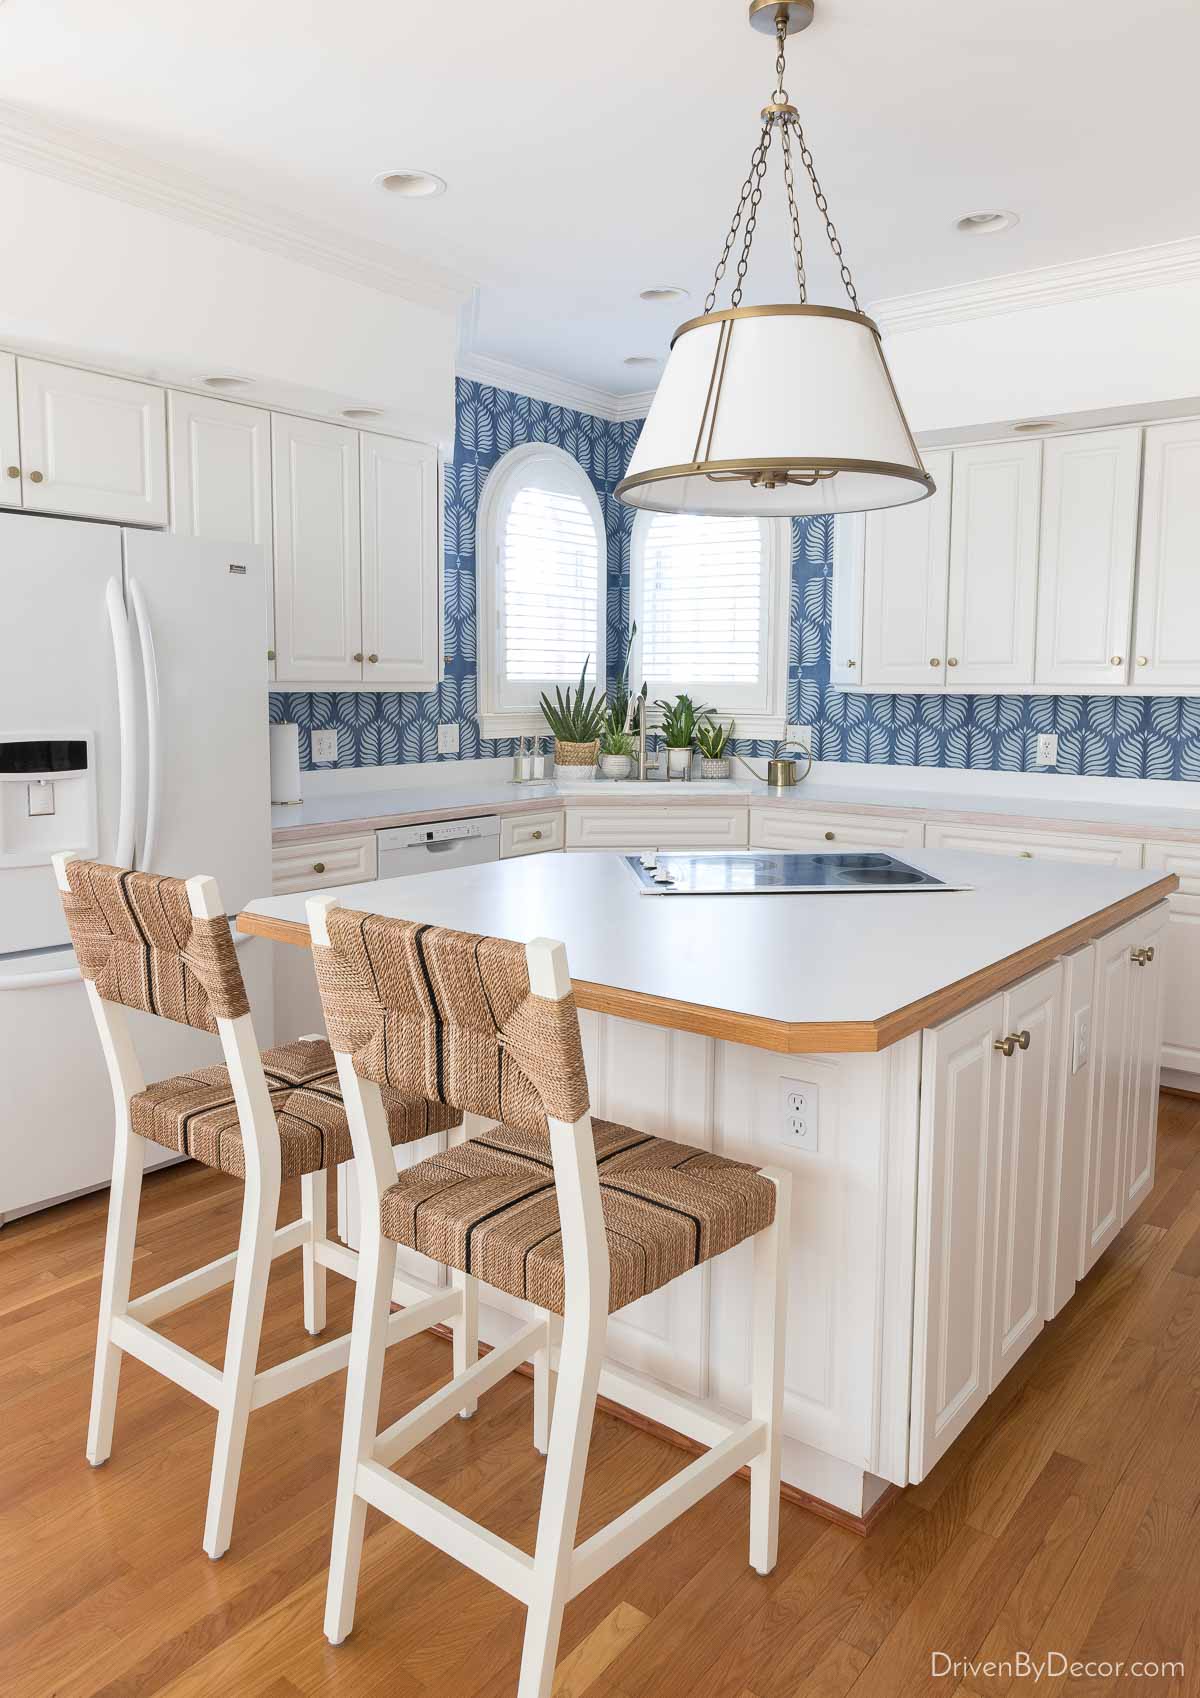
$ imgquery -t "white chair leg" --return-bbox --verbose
[451,1270,479,1419]
[300,1170,328,1336]
[517,1315,603,1698]
[202,1167,279,1560]
[532,1334,556,1456]
[325,1229,398,1645]
[749,1170,791,1576]
[86,1127,146,1466]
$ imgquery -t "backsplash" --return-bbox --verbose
[271,379,1199,782]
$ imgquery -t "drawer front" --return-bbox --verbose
[564,806,748,852]
[272,833,378,894]
[922,821,1141,868]
[750,808,924,852]
[500,809,564,858]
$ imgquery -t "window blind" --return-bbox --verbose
[501,484,602,684]
[638,513,766,686]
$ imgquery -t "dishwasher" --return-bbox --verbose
[376,815,501,877]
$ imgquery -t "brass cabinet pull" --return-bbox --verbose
[531,830,543,841]
[930,657,941,667]
[266,648,275,661]
[368,653,379,664]
[824,830,836,841]
[28,469,45,484]
[1146,944,1156,963]
[1019,850,1034,858]
[4,465,19,479]
[1015,1029,1031,1050]
[994,1035,1017,1057]
[353,651,364,662]
[1137,656,1149,667]
[1110,654,1123,666]
[313,861,326,874]
[846,659,856,668]
[947,657,959,667]
[1131,946,1149,965]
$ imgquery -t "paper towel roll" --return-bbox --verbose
[270,722,302,805]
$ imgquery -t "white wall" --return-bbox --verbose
[1,160,458,447]
[885,277,1200,438]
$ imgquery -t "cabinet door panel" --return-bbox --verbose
[272,415,361,683]
[1134,422,1200,688]
[360,433,440,689]
[17,357,167,525]
[564,807,748,851]
[1143,843,1200,1076]
[1081,924,1132,1274]
[0,353,19,509]
[910,996,1002,1480]
[861,450,952,688]
[1035,429,1140,688]
[828,513,865,686]
[946,441,1041,687]
[169,391,274,672]
[1124,904,1169,1219]
[992,963,1063,1385]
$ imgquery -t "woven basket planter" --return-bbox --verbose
[554,738,599,776]
[699,756,732,780]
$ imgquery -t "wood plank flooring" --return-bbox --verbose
[3,1091,1200,1698]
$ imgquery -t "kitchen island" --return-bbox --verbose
[240,848,1174,1524]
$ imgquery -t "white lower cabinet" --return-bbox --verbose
[922,819,1142,868]
[564,805,748,853]
[749,806,924,853]
[910,962,1062,1479]
[271,832,378,895]
[1122,905,1170,1221]
[1143,842,1200,1076]
[500,809,564,857]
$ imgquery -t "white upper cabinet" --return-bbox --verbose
[360,432,440,689]
[168,391,274,670]
[827,513,865,686]
[1133,421,1200,689]
[1035,429,1141,689]
[16,357,168,525]
[272,415,362,684]
[860,450,953,689]
[945,440,1041,688]
[1,353,19,510]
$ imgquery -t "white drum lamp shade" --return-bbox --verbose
[616,304,935,518]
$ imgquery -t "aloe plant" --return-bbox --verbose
[600,726,634,758]
[654,693,715,750]
[696,718,734,759]
[540,657,606,743]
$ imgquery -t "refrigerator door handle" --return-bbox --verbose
[128,576,163,872]
[0,964,82,990]
[106,576,137,869]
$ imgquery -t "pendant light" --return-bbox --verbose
[617,0,933,519]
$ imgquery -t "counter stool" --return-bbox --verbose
[308,897,790,1698]
[54,854,469,1560]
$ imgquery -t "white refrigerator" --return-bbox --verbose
[0,512,274,1220]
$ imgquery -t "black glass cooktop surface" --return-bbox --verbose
[624,851,969,895]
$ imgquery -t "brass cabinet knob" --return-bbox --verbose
[28,469,45,484]
[5,465,19,479]
[846,659,856,669]
[930,657,941,667]
[1110,655,1123,666]
[313,861,326,874]
[353,652,364,662]
[1137,656,1149,667]
[266,647,275,661]
[1019,850,1034,858]
[532,830,543,840]
[994,1035,1017,1057]
[824,830,836,841]
[1146,944,1156,963]
[947,657,958,667]
[368,653,379,664]
[1015,1029,1031,1050]
[1131,946,1148,965]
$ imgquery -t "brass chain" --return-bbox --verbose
[730,122,773,307]
[703,123,773,315]
[780,121,807,302]
[790,112,860,310]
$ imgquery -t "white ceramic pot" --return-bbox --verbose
[600,753,633,780]
[667,747,693,778]
[699,756,732,780]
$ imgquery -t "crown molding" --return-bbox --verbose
[0,101,474,313]
[871,235,1200,336]
[455,349,652,423]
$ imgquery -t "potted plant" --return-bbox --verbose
[696,717,735,780]
[540,657,605,779]
[599,726,635,780]
[654,693,714,779]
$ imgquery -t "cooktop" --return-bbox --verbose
[623,851,970,896]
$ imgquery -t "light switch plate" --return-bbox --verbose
[310,728,338,764]
[1035,733,1059,767]
[437,723,460,756]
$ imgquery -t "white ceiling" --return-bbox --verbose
[2,0,1198,396]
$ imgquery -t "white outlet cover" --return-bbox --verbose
[780,1078,820,1151]
[311,728,338,764]
[1035,732,1059,767]
[786,725,813,753]
[437,723,460,755]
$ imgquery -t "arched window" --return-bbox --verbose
[477,444,607,740]
[630,511,790,737]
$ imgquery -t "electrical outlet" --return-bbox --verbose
[437,723,460,756]
[310,728,338,764]
[1071,1006,1091,1074]
[1035,733,1059,767]
[787,725,813,754]
[780,1080,820,1151]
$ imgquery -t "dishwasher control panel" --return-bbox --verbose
[379,815,502,852]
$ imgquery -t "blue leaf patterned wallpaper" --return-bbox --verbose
[271,377,1200,782]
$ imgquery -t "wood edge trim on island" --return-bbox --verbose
[235,875,1176,1054]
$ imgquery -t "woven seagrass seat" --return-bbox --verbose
[379,1117,777,1316]
[132,1037,460,1180]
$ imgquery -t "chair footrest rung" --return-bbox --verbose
[110,1315,223,1407]
[126,1218,309,1324]
[355,1461,534,1602]
[250,1290,457,1410]
[373,1318,548,1467]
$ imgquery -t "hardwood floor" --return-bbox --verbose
[4,1092,1200,1698]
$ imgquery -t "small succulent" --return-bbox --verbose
[540,657,606,743]
[696,718,734,759]
[654,693,715,750]
[600,727,634,758]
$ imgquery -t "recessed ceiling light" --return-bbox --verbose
[374,170,446,199]
[638,286,690,304]
[201,375,251,390]
[341,407,384,420]
[623,355,661,368]
[955,209,1019,236]
[1013,419,1058,433]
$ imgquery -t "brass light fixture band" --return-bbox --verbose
[670,301,883,348]
[616,457,936,503]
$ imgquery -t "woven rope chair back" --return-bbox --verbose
[60,860,249,1034]
[312,909,591,1139]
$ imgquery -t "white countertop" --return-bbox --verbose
[243,848,1171,1037]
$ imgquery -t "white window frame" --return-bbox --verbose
[476,443,607,741]
[628,512,792,741]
